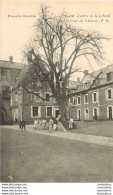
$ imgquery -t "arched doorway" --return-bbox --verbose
[108,106,112,119]
[0,111,5,125]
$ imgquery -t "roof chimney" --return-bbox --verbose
[27,51,32,63]
[84,70,88,76]
[9,56,13,64]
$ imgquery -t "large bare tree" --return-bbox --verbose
[19,6,108,120]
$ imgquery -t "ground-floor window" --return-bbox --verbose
[32,107,38,117]
[93,107,98,120]
[47,107,52,117]
[107,106,113,119]
[77,109,81,120]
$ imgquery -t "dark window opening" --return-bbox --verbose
[47,107,52,116]
[77,97,80,104]
[46,93,50,101]
[33,107,38,116]
[85,95,88,103]
[108,89,111,99]
[93,93,97,102]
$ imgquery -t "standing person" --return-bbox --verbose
[53,118,58,131]
[21,118,26,132]
[39,119,42,130]
[49,117,54,132]
[69,117,74,129]
[18,119,22,129]
[42,119,47,130]
[34,119,38,130]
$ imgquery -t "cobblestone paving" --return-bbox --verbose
[1,125,113,147]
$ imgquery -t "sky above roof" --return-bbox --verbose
[0,1,113,80]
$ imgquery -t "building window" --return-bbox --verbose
[77,96,81,105]
[77,109,81,120]
[84,94,88,104]
[85,109,89,118]
[108,89,111,99]
[47,107,52,116]
[107,106,113,119]
[32,107,38,117]
[94,93,96,102]
[17,92,21,102]
[45,93,50,101]
[73,96,76,105]
[34,93,41,101]
[2,86,9,91]
[106,88,112,100]
[92,92,98,103]
[15,93,18,102]
[107,72,111,82]
[1,69,6,76]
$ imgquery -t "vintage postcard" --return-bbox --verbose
[0,1,113,189]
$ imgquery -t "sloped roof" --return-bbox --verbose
[77,64,113,92]
[0,60,22,69]
[16,58,79,90]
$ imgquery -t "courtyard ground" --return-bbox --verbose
[72,120,113,138]
[1,126,113,182]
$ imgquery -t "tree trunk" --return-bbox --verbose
[57,99,67,121]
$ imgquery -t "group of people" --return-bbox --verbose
[18,116,74,133]
[18,118,26,131]
[34,117,59,132]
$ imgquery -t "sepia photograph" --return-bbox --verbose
[0,0,113,183]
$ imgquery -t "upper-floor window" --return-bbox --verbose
[106,88,113,100]
[84,94,88,104]
[45,93,50,101]
[2,86,9,92]
[77,96,81,105]
[2,86,10,99]
[107,72,111,82]
[92,92,98,103]
[73,96,76,105]
[1,69,6,76]
[108,89,111,99]
[18,92,21,102]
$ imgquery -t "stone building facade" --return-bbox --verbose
[0,57,22,124]
[11,77,77,123]
[11,56,113,123]
[73,64,113,121]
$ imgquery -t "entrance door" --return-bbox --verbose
[0,112,4,125]
[108,106,112,119]
[55,110,59,118]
